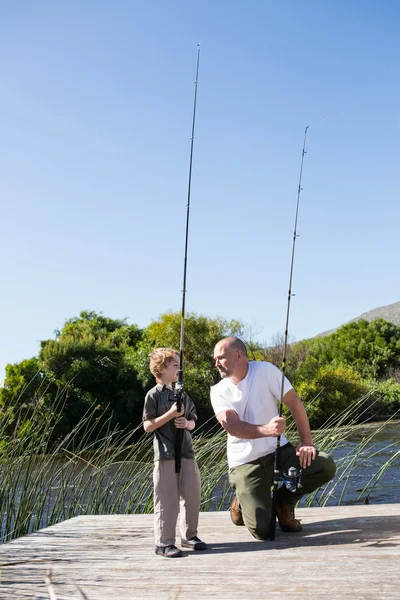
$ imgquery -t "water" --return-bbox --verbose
[319,420,400,506]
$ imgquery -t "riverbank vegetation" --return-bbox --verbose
[0,388,398,543]
[1,311,399,443]
[0,311,399,542]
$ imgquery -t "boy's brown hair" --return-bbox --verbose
[149,347,179,381]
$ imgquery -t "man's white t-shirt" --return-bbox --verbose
[210,361,292,469]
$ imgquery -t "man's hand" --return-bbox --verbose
[296,443,317,469]
[263,416,286,437]
[174,416,188,429]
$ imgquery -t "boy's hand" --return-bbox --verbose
[174,416,188,429]
[168,402,185,419]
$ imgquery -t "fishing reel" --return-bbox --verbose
[279,466,302,493]
[174,381,184,412]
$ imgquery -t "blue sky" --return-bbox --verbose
[1,1,399,383]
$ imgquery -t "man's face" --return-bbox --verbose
[163,355,180,382]
[213,342,239,379]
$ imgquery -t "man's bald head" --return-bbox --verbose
[216,337,248,357]
[214,337,249,384]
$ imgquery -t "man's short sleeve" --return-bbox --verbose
[265,362,293,399]
[210,385,236,417]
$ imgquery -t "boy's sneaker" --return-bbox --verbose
[181,536,207,551]
[155,544,183,558]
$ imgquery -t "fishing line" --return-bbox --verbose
[269,125,309,540]
[174,44,201,474]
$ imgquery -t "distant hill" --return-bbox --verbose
[316,300,400,338]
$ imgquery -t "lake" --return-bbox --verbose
[318,420,400,506]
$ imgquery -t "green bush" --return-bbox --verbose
[296,365,368,428]
[364,379,400,419]
[293,318,400,380]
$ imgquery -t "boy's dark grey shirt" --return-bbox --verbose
[143,384,197,461]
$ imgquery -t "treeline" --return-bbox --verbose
[251,318,400,426]
[1,311,399,444]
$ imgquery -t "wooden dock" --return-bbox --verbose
[0,504,399,599]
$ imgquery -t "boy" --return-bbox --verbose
[143,347,207,558]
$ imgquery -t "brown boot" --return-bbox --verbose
[230,496,244,526]
[276,504,302,532]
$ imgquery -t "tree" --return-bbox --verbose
[1,358,45,411]
[294,319,400,382]
[3,312,398,445]
[364,378,400,419]
[38,311,144,438]
[0,358,57,441]
[296,365,368,428]
[132,311,243,427]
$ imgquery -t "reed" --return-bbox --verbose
[0,387,398,543]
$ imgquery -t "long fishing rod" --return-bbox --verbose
[174,44,201,474]
[270,125,309,540]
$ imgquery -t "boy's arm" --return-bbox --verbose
[175,417,195,431]
[143,402,183,433]
[182,392,197,431]
[186,419,195,431]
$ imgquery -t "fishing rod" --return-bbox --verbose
[270,125,309,540]
[174,44,201,474]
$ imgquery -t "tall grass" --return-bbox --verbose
[297,394,399,507]
[0,386,398,544]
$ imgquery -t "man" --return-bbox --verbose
[210,337,336,540]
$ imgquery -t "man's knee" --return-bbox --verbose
[247,522,270,541]
[244,506,271,541]
[318,452,336,483]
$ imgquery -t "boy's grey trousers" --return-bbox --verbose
[153,458,201,546]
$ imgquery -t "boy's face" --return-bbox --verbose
[162,355,180,383]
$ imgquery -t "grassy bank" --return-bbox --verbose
[0,393,398,543]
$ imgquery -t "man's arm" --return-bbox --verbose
[216,410,286,439]
[283,388,316,468]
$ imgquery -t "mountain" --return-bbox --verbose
[316,300,400,338]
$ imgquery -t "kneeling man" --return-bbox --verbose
[211,337,336,540]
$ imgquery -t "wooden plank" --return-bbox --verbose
[0,505,399,599]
